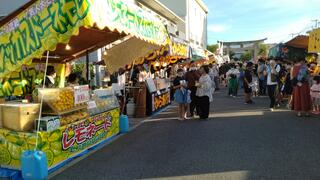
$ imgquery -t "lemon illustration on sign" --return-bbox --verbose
[40,142,50,151]
[54,151,70,163]
[48,129,61,142]
[7,143,23,160]
[0,133,5,145]
[44,149,54,167]
[5,131,24,146]
[50,141,62,156]
[0,145,11,165]
[26,134,42,149]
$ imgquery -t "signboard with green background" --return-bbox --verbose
[0,0,169,79]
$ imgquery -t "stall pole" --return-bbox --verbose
[20,51,50,180]
[86,50,90,87]
[35,51,50,150]
[119,59,135,133]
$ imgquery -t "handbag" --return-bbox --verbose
[271,73,277,82]
[291,77,298,86]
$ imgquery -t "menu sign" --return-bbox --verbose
[74,85,90,105]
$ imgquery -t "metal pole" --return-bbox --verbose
[35,51,50,150]
[86,50,90,86]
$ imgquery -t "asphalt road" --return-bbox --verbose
[52,89,320,180]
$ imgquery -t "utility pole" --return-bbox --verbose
[312,19,319,29]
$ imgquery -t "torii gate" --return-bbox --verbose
[218,38,267,62]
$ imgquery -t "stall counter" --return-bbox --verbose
[0,108,120,170]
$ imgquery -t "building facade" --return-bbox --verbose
[158,0,208,59]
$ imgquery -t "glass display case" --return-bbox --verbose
[36,88,87,114]
[88,88,119,116]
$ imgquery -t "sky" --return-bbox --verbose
[203,0,320,45]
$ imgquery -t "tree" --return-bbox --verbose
[229,51,235,59]
[241,50,253,61]
[258,44,268,57]
[207,44,219,53]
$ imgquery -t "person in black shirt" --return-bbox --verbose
[45,66,56,88]
[244,62,254,104]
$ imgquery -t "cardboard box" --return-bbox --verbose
[2,103,40,132]
[35,116,60,132]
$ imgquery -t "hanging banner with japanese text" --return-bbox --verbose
[0,0,169,78]
[0,108,120,170]
[308,28,320,53]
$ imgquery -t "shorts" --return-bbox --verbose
[174,89,188,104]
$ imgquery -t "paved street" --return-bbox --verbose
[52,88,320,180]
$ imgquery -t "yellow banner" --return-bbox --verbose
[0,108,119,169]
[0,0,168,78]
[308,28,320,53]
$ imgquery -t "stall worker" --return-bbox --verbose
[67,73,80,87]
[45,66,56,88]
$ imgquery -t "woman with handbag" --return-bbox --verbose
[196,65,213,120]
[291,59,312,117]
[266,60,279,111]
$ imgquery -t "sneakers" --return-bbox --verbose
[246,100,254,104]
[270,108,274,112]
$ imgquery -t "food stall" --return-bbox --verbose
[268,35,309,61]
[145,77,171,115]
[0,0,168,172]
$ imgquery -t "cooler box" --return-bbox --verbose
[1,103,40,131]
[35,116,60,132]
[21,150,48,180]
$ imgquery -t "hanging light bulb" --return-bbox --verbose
[102,47,107,56]
[155,61,160,67]
[65,44,71,50]
[162,62,167,67]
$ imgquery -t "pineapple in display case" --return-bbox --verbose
[60,110,89,126]
[37,88,78,113]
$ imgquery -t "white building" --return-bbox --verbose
[158,0,208,59]
[0,0,29,19]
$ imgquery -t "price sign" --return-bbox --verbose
[87,100,97,109]
[74,85,90,105]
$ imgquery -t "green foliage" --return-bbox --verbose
[207,44,219,53]
[72,63,95,85]
[241,50,253,61]
[229,51,236,59]
[258,44,268,57]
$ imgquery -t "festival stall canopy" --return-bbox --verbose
[285,35,309,49]
[268,43,307,60]
[0,0,169,78]
[308,28,320,53]
[103,36,161,73]
[105,35,189,72]
[190,46,208,61]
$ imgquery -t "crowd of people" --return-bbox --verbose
[219,58,320,116]
[172,62,218,121]
[172,58,320,120]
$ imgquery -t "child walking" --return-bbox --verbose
[311,76,320,114]
[173,69,189,121]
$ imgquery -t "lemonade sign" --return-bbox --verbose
[0,108,120,169]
